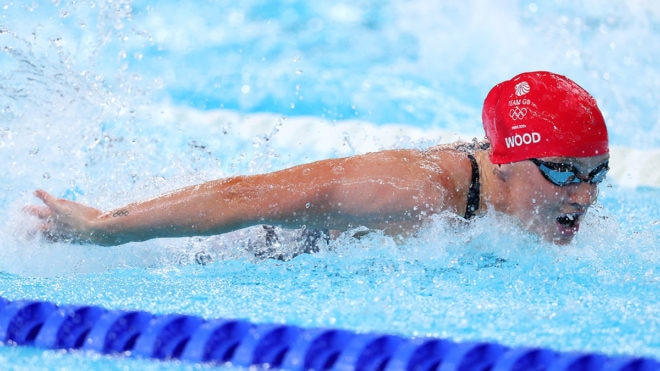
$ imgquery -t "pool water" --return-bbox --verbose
[0,0,659,369]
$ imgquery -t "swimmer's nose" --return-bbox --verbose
[568,181,598,206]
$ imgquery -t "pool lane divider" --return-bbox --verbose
[0,297,657,370]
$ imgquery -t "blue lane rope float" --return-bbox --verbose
[0,297,658,370]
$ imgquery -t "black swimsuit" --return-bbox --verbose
[464,154,481,219]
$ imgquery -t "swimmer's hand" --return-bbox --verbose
[24,189,104,244]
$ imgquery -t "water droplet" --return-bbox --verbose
[332,166,344,174]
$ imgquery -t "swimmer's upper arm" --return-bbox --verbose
[256,149,452,230]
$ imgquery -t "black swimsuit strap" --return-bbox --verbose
[464,154,480,219]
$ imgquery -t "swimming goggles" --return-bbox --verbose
[529,158,609,187]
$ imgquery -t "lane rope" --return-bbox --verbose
[0,297,657,370]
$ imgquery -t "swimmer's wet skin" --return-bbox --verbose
[526,157,610,239]
[26,71,609,248]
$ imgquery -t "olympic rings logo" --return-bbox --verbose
[509,106,528,120]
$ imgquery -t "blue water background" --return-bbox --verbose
[0,0,659,369]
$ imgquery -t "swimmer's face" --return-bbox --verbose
[503,154,609,244]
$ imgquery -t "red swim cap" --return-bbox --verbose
[482,71,609,164]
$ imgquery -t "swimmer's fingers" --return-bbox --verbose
[22,204,53,220]
[32,189,103,220]
[22,200,65,241]
[26,189,103,244]
[28,207,85,244]
[21,205,59,241]
[33,189,61,212]
[23,190,60,220]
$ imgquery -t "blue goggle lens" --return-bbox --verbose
[530,159,609,187]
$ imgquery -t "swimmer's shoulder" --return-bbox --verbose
[419,140,489,211]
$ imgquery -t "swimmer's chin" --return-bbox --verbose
[537,228,577,246]
[549,229,579,245]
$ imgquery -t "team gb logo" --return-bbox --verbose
[515,81,530,96]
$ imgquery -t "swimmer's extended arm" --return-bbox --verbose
[27,149,453,246]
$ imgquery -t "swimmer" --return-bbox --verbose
[25,71,609,247]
